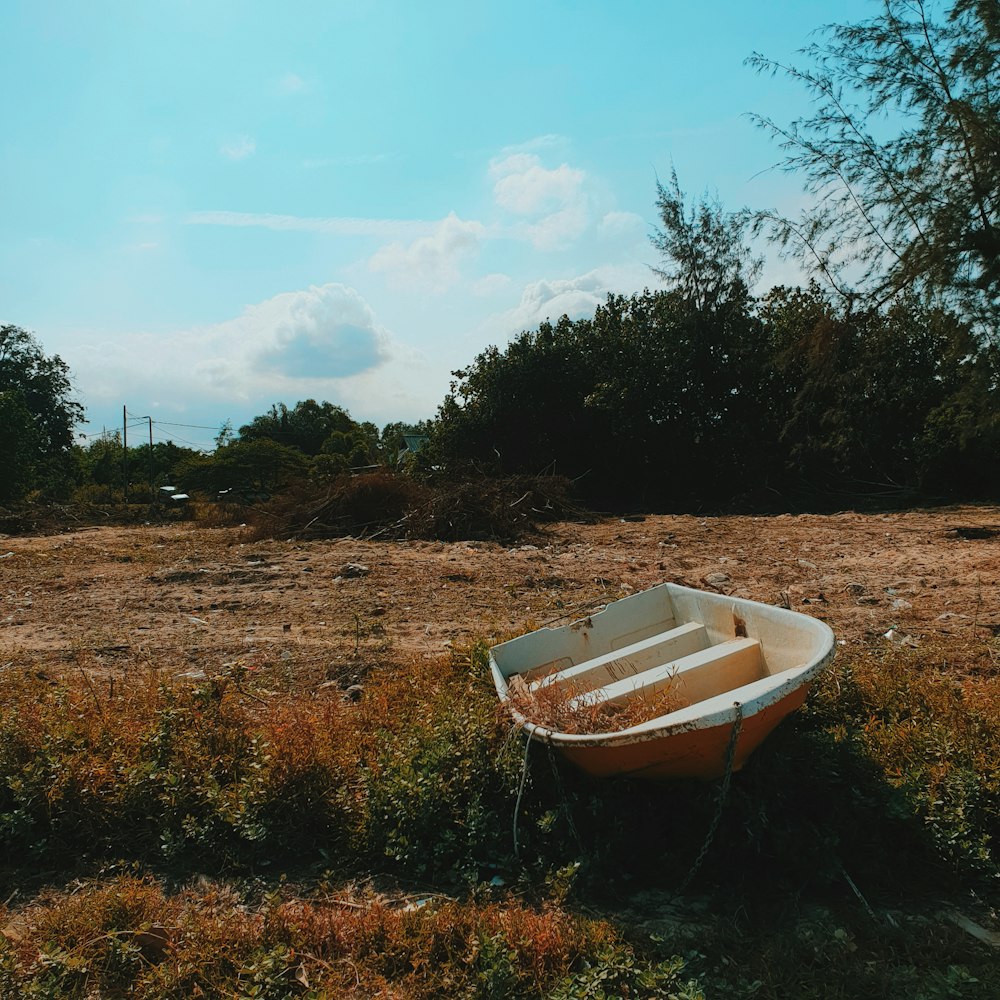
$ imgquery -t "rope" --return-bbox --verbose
[547,742,586,854]
[512,728,534,859]
[676,701,743,894]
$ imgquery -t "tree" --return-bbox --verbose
[238,400,355,455]
[749,1,1000,334]
[176,439,308,499]
[425,287,772,508]
[0,325,83,503]
[759,284,979,490]
[651,170,762,311]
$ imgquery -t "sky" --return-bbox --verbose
[1,0,875,451]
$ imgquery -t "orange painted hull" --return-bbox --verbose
[556,685,809,781]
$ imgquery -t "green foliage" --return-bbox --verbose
[759,284,987,491]
[239,399,359,457]
[749,0,1000,334]
[4,629,1000,997]
[651,168,761,311]
[0,325,83,503]
[361,645,522,877]
[428,266,997,506]
[0,875,688,999]
[71,435,201,502]
[176,438,310,499]
[806,647,1000,874]
[550,948,703,1000]
[379,419,434,467]
[426,288,775,508]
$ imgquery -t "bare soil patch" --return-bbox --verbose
[3,505,999,676]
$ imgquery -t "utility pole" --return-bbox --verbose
[147,417,155,504]
[122,405,128,503]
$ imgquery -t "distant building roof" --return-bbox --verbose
[401,434,428,453]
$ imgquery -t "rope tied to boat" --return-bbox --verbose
[676,700,743,894]
[512,727,585,861]
[512,728,534,860]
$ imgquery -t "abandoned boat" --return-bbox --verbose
[490,582,835,780]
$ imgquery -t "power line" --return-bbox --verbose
[154,420,225,431]
[151,430,213,450]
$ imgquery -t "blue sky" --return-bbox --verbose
[1,0,874,449]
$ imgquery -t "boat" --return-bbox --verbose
[489,582,835,781]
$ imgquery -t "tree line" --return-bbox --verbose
[1,0,997,512]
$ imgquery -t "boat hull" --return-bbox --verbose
[490,582,835,781]
[556,684,809,780]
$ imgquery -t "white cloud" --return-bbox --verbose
[482,264,663,340]
[472,273,512,296]
[368,212,484,292]
[219,135,256,160]
[185,210,435,239]
[489,153,589,249]
[598,210,647,240]
[246,284,389,379]
[277,72,307,95]
[515,204,590,252]
[71,284,392,414]
[490,154,584,216]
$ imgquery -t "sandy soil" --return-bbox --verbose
[2,506,999,681]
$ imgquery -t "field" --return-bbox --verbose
[2,506,1000,997]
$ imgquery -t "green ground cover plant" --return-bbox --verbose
[2,636,1000,996]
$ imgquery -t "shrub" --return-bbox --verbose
[246,471,586,543]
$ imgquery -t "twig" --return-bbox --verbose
[300,952,361,986]
[841,865,878,922]
[513,729,534,860]
[316,897,366,910]
[76,665,106,724]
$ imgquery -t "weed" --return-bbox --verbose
[505,669,683,735]
[0,876,681,999]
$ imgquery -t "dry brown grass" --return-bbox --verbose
[505,671,684,735]
[244,471,588,542]
[0,874,632,999]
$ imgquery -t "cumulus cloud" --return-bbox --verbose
[245,284,388,378]
[71,283,391,417]
[368,212,484,292]
[489,153,589,249]
[491,154,584,216]
[219,135,256,160]
[510,272,612,326]
[481,264,664,341]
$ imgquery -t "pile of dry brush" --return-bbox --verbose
[246,471,592,543]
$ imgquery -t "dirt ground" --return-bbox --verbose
[2,505,999,680]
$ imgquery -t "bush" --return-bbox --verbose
[246,471,587,543]
[0,875,683,999]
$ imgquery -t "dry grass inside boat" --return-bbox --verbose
[506,671,684,735]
